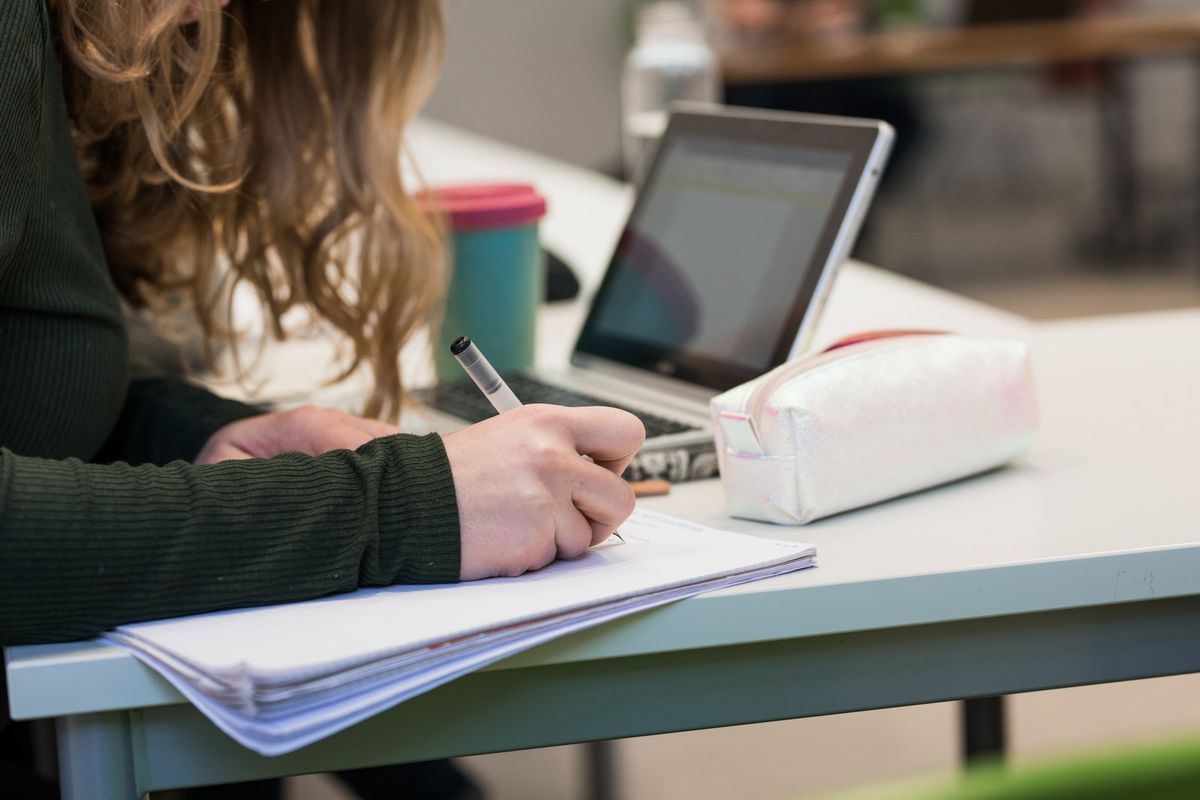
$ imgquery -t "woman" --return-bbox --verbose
[1,0,642,638]
[1,0,641,791]
[3,0,643,796]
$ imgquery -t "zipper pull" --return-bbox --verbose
[717,411,763,456]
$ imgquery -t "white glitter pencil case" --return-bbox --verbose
[711,331,1038,525]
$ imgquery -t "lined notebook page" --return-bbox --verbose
[112,509,813,682]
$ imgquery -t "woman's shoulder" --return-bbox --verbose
[0,2,49,276]
[0,2,49,90]
[0,2,49,47]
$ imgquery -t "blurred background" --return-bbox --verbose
[298,0,1200,797]
[423,0,1200,319]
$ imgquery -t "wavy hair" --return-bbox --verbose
[51,0,447,420]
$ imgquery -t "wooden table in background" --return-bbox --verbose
[721,13,1200,84]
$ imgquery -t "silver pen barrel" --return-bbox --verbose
[450,337,523,414]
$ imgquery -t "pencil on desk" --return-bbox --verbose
[630,479,671,497]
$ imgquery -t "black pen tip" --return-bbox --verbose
[449,336,471,356]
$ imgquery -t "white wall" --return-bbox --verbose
[423,0,630,173]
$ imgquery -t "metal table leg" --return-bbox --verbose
[56,712,139,800]
[586,739,618,800]
[962,695,1007,764]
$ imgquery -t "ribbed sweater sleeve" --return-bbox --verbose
[95,376,266,466]
[0,3,40,273]
[0,433,462,646]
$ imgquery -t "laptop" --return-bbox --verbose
[421,105,893,456]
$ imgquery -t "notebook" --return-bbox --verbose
[105,508,816,755]
[420,105,893,480]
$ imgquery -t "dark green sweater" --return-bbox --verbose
[0,2,461,647]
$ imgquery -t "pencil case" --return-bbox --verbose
[710,331,1038,525]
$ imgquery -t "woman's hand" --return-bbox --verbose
[442,404,645,581]
[195,406,400,464]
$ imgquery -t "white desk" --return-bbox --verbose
[7,121,1200,798]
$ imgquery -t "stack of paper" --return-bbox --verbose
[106,509,815,755]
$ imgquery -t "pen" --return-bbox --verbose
[450,336,625,542]
[450,336,522,414]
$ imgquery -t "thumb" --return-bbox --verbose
[288,420,374,455]
[195,441,254,465]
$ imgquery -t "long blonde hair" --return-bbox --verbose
[52,0,446,421]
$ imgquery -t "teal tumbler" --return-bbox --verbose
[428,184,548,381]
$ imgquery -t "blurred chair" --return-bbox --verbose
[965,0,1153,262]
[814,731,1200,800]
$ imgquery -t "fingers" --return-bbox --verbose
[448,404,646,580]
[547,454,635,558]
[342,415,402,440]
[196,406,397,465]
[288,418,374,455]
[524,405,643,557]
[195,441,253,465]
[552,499,597,561]
[530,405,646,475]
[278,407,398,456]
[569,459,638,547]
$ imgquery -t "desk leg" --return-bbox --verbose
[585,740,618,800]
[1094,59,1139,262]
[56,712,139,800]
[962,696,1006,765]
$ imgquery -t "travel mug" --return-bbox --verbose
[427,184,548,381]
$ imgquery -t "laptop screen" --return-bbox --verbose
[575,109,888,391]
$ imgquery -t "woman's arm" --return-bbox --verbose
[0,433,460,645]
[0,5,642,647]
[95,374,266,466]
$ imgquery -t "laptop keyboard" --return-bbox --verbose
[419,373,701,439]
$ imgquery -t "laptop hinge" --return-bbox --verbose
[567,354,718,409]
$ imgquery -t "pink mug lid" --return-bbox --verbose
[423,183,547,232]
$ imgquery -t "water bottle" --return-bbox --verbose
[621,1,720,182]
